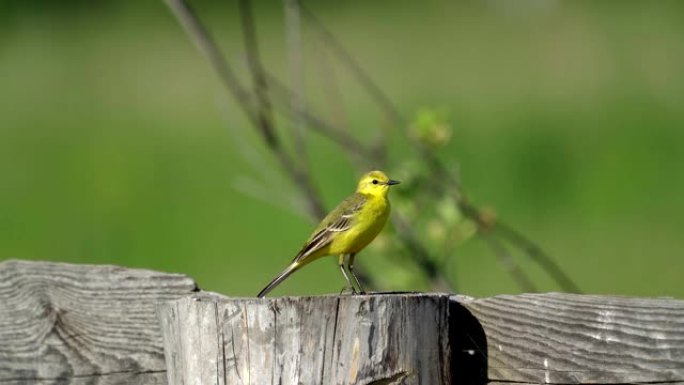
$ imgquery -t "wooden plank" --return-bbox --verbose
[487,383,684,385]
[158,292,453,385]
[0,259,197,384]
[456,293,684,384]
[3,259,682,385]
[0,373,167,385]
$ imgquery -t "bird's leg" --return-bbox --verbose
[338,254,357,294]
[348,253,366,294]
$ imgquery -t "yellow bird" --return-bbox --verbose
[257,170,400,297]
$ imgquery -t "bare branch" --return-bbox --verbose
[283,0,308,163]
[300,3,397,162]
[493,222,583,293]
[266,73,373,162]
[412,141,582,293]
[300,4,403,126]
[215,93,307,217]
[165,0,255,119]
[312,38,350,143]
[481,234,538,293]
[392,213,453,292]
[237,0,279,147]
[166,0,326,220]
[238,0,325,219]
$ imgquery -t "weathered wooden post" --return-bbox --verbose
[2,260,683,385]
[158,292,684,385]
[157,292,454,385]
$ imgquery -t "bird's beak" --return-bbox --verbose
[386,179,400,186]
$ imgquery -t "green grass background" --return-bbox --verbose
[1,0,683,297]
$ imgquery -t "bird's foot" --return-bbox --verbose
[339,286,356,295]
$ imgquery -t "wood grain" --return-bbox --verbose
[0,259,197,385]
[3,260,682,385]
[489,383,684,385]
[457,293,684,384]
[158,292,453,385]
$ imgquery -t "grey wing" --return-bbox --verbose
[293,194,366,263]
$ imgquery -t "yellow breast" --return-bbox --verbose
[328,194,390,255]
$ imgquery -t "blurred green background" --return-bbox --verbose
[1,0,682,298]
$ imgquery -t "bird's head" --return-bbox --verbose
[356,170,400,197]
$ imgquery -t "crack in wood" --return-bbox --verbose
[0,369,167,382]
[230,324,242,382]
[272,303,278,385]
[244,303,252,385]
[329,296,342,376]
[221,328,227,385]
[214,302,221,385]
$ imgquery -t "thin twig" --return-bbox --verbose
[312,37,350,143]
[283,0,308,166]
[168,0,326,220]
[392,214,453,292]
[493,222,583,293]
[300,4,403,126]
[167,0,369,168]
[215,93,308,217]
[300,3,395,164]
[266,73,372,162]
[455,198,582,293]
[165,0,255,120]
[481,234,538,293]
[233,175,309,218]
[243,1,325,219]
[309,34,370,171]
[238,0,279,147]
[415,142,582,293]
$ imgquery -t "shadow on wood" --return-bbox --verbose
[449,299,488,385]
[458,293,684,384]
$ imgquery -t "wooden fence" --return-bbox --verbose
[0,260,682,384]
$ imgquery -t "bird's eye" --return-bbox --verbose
[372,179,378,185]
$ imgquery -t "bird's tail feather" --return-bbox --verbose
[257,262,300,298]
